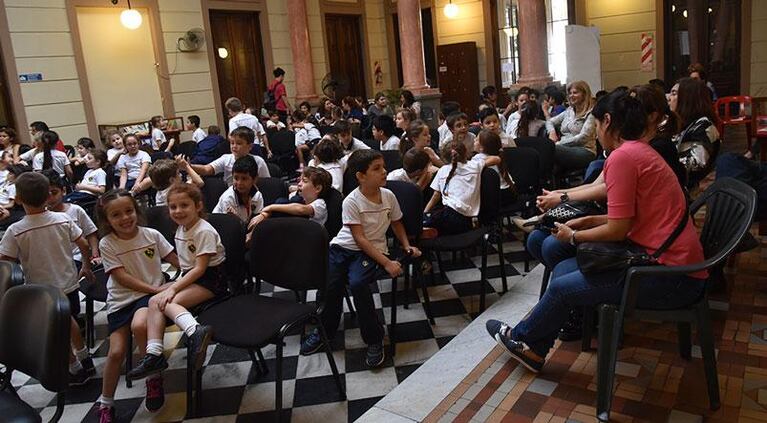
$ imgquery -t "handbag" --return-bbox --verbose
[576,209,689,275]
[537,201,605,230]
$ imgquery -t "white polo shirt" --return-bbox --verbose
[330,187,402,254]
[209,153,271,186]
[174,218,226,272]
[212,186,264,223]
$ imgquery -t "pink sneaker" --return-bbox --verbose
[145,376,165,412]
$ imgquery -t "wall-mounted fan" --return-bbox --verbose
[177,28,205,52]
[321,73,350,101]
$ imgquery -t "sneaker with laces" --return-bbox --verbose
[485,319,543,373]
[97,406,115,423]
[69,368,92,386]
[300,330,325,356]
[187,325,213,370]
[365,343,385,368]
[127,353,167,380]
[81,356,96,376]
[145,376,165,412]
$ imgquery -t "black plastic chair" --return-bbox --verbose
[381,150,403,172]
[514,137,555,188]
[0,261,22,301]
[79,264,107,349]
[324,188,343,238]
[0,285,70,423]
[595,177,756,422]
[362,138,380,150]
[500,147,542,272]
[257,177,288,207]
[174,141,197,159]
[200,176,228,213]
[198,218,345,420]
[144,206,177,247]
[342,167,359,196]
[267,130,298,176]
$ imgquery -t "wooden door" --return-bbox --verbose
[0,42,14,128]
[437,42,479,115]
[324,14,366,100]
[209,10,267,128]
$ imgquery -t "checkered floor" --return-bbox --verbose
[14,232,534,422]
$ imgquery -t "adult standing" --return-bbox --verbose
[268,67,291,124]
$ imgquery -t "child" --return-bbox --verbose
[399,120,442,166]
[34,130,73,180]
[265,110,286,131]
[117,133,152,192]
[0,164,30,229]
[127,184,226,396]
[333,120,369,155]
[373,114,399,151]
[506,100,545,140]
[0,172,94,385]
[248,166,331,233]
[300,149,421,367]
[191,127,270,186]
[0,151,11,186]
[440,113,476,152]
[307,136,346,192]
[190,125,226,165]
[65,149,108,203]
[149,115,175,152]
[188,115,207,143]
[424,140,501,236]
[0,127,22,163]
[94,190,176,420]
[43,170,101,269]
[438,102,461,146]
[473,130,517,206]
[291,110,321,169]
[387,147,434,191]
[105,130,125,163]
[394,107,417,134]
[135,158,204,206]
[212,155,264,224]
[70,137,95,167]
[479,108,516,148]
[225,97,270,158]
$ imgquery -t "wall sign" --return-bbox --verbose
[19,73,43,82]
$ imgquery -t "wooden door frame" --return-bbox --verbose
[320,1,371,98]
[384,0,439,89]
[203,0,272,128]
[0,0,26,140]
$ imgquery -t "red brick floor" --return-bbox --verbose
[422,229,767,423]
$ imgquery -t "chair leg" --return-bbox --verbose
[195,367,203,414]
[417,264,436,325]
[344,289,356,317]
[480,236,488,313]
[86,298,94,349]
[390,276,398,357]
[315,318,346,399]
[697,303,721,410]
[403,267,411,310]
[436,252,447,283]
[596,304,621,422]
[539,267,551,299]
[581,306,594,351]
[495,233,508,294]
[248,350,262,377]
[51,392,65,423]
[677,322,692,360]
[126,336,133,388]
[256,349,268,374]
[275,340,284,421]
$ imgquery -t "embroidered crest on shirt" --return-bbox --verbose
[188,244,197,253]
[144,248,155,259]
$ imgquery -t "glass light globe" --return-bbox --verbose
[444,3,459,19]
[217,48,229,59]
[121,9,142,30]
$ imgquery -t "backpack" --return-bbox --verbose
[263,83,278,112]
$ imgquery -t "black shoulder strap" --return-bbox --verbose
[651,206,690,259]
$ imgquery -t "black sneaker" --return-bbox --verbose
[81,356,96,376]
[69,368,92,386]
[365,343,385,368]
[735,232,760,253]
[300,330,325,356]
[144,376,165,412]
[558,310,583,342]
[187,325,213,370]
[126,353,167,380]
[485,319,543,373]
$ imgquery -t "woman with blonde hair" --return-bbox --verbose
[545,80,597,170]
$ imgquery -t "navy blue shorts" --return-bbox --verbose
[189,265,228,298]
[66,290,81,318]
[107,295,151,334]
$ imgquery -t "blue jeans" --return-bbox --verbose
[512,257,705,357]
[716,152,767,220]
[320,245,386,345]
[526,229,576,268]
[584,159,605,184]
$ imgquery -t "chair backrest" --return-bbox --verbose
[174,141,197,159]
[514,137,555,183]
[206,213,247,293]
[381,150,403,172]
[266,162,282,178]
[0,261,22,302]
[478,167,501,226]
[715,96,752,126]
[503,146,541,197]
[144,206,177,246]
[387,180,423,238]
[0,285,70,393]
[201,176,228,212]
[250,218,328,291]
[324,188,343,238]
[257,177,288,206]
[268,130,296,155]
[362,138,380,150]
[343,167,359,196]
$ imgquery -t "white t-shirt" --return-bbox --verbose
[308,157,347,193]
[155,187,170,206]
[381,135,400,151]
[505,112,545,139]
[430,159,484,217]
[229,113,266,145]
[33,150,69,177]
[294,123,321,147]
[101,227,174,314]
[209,153,270,186]
[107,148,123,162]
[0,182,15,205]
[192,128,207,143]
[472,153,512,190]
[266,120,286,130]
[78,168,106,193]
[19,147,36,163]
[174,218,226,272]
[116,150,151,180]
[440,132,476,152]
[343,137,370,155]
[330,187,403,254]
[151,128,166,150]
[64,204,97,262]
[437,122,451,145]
[387,168,417,185]
[0,211,83,293]
[212,186,264,223]
[0,169,7,187]
[308,198,328,226]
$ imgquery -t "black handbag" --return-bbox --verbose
[537,201,605,230]
[576,209,689,275]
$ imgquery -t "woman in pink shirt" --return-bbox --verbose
[486,90,707,373]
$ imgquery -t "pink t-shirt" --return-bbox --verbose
[604,141,707,279]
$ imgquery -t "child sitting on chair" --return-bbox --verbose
[212,155,264,224]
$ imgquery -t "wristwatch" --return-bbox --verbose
[560,192,569,203]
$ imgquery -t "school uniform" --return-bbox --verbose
[66,168,106,203]
[307,198,328,226]
[308,157,347,193]
[212,186,264,224]
[208,153,270,186]
[0,169,7,187]
[437,122,451,145]
[294,123,321,148]
[192,128,207,143]
[63,204,97,263]
[266,120,286,131]
[151,128,166,151]
[101,227,174,332]
[116,151,151,189]
[155,187,170,207]
[0,182,15,206]
[426,160,484,235]
[107,148,123,162]
[229,113,266,142]
[439,132,476,152]
[174,218,227,297]
[386,168,416,184]
[472,153,517,206]
[343,137,370,155]
[380,135,400,151]
[32,150,69,177]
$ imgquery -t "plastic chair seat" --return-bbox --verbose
[0,391,40,423]
[419,227,487,251]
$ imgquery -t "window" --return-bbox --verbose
[546,0,569,83]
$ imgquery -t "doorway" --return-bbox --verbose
[0,40,15,128]
[392,8,438,88]
[209,10,267,129]
[324,14,367,100]
[437,42,480,115]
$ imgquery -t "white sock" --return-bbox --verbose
[98,395,114,408]
[146,340,164,357]
[173,312,198,337]
[69,360,83,374]
[75,346,89,362]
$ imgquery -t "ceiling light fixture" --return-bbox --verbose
[444,0,459,19]
[119,0,142,30]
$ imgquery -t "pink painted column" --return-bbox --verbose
[396,0,431,93]
[287,0,318,103]
[515,0,553,88]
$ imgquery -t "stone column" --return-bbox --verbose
[515,0,554,88]
[287,0,318,104]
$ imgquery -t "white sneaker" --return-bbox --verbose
[511,216,540,233]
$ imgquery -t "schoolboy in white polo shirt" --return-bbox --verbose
[191,127,270,186]
[213,155,264,224]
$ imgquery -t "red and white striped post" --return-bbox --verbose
[641,32,654,72]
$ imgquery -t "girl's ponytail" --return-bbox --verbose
[41,130,57,170]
